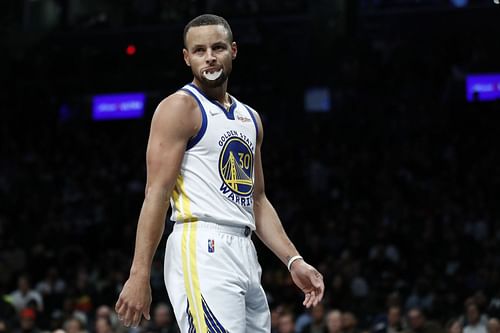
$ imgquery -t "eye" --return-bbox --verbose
[193,47,204,54]
[213,45,225,51]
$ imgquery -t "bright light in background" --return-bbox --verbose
[494,0,499,5]
[92,93,145,121]
[450,0,468,7]
[304,87,331,113]
[466,73,500,102]
[125,44,137,56]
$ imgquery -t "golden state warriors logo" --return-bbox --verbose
[219,137,254,197]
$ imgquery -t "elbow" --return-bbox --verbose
[253,189,266,206]
[145,182,171,200]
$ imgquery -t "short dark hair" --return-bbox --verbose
[183,14,233,47]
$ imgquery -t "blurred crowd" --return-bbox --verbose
[2,3,500,333]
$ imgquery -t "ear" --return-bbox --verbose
[183,48,191,66]
[231,42,238,60]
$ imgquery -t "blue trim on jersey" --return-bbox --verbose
[225,103,236,120]
[188,83,236,120]
[180,88,208,151]
[243,104,259,139]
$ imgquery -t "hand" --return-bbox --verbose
[290,260,324,308]
[115,276,152,327]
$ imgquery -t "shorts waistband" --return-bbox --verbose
[173,221,253,237]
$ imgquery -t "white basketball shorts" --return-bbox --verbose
[164,221,271,333]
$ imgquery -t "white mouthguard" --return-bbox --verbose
[203,69,223,81]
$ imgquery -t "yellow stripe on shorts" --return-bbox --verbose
[178,175,207,332]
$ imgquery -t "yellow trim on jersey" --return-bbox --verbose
[172,186,181,222]
[180,177,193,222]
[178,175,207,332]
[175,175,199,223]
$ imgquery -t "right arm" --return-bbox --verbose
[115,92,200,327]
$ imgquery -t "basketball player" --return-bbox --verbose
[115,14,324,332]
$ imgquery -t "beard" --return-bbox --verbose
[194,69,230,88]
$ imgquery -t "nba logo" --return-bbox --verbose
[208,239,215,253]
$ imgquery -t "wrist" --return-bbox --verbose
[287,255,304,271]
[129,267,151,281]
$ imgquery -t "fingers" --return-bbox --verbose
[131,307,142,327]
[312,289,321,307]
[115,299,128,322]
[124,306,135,327]
[302,269,325,308]
[312,272,324,306]
[293,263,325,309]
[143,304,151,321]
[304,291,317,308]
[115,279,152,327]
[115,297,123,313]
[116,298,139,327]
[316,278,325,304]
[303,292,312,307]
[304,288,323,308]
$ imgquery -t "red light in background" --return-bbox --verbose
[125,44,136,56]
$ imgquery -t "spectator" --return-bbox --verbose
[95,317,114,333]
[487,293,500,319]
[48,311,66,333]
[145,303,179,333]
[464,304,487,333]
[95,305,119,331]
[0,291,17,326]
[405,280,434,313]
[389,306,404,333]
[63,317,87,333]
[301,303,327,333]
[326,310,343,333]
[488,319,500,333]
[405,308,443,333]
[329,275,350,310]
[279,312,296,333]
[271,305,285,333]
[373,305,404,333]
[295,308,313,333]
[35,267,66,296]
[445,318,462,333]
[60,297,88,326]
[14,308,41,333]
[73,269,95,317]
[9,276,44,313]
[343,312,359,333]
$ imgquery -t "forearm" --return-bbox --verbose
[129,185,170,279]
[254,194,300,266]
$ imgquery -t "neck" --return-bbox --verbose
[192,79,230,105]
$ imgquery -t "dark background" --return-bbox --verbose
[1,1,500,332]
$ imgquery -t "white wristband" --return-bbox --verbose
[287,255,303,271]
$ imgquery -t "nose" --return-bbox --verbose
[205,48,216,64]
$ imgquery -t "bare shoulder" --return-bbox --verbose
[151,90,201,138]
[154,91,198,120]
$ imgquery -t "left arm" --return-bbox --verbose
[251,111,324,308]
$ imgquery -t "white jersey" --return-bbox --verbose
[169,83,258,229]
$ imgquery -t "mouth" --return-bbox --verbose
[202,68,223,81]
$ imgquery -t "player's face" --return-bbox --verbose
[183,25,237,88]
